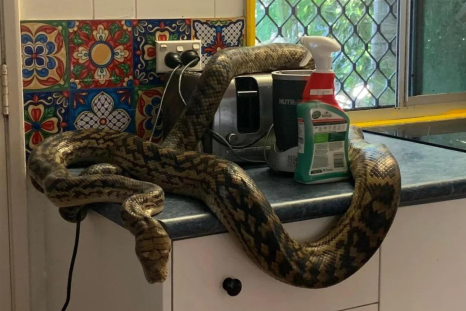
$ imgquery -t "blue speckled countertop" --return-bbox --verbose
[90,132,466,240]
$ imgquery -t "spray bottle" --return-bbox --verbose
[294,36,351,184]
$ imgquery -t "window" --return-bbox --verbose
[254,0,466,110]
[407,0,466,105]
[255,0,398,110]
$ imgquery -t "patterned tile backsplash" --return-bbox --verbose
[21,17,245,157]
[193,18,245,67]
[68,20,134,89]
[21,21,70,91]
[23,91,70,154]
[133,19,192,86]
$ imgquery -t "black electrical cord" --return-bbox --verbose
[223,131,269,149]
[61,209,82,311]
[206,129,266,164]
[206,128,267,150]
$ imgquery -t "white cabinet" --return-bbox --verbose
[380,199,466,311]
[32,204,380,311]
[35,191,466,311]
[349,304,378,311]
[172,217,380,311]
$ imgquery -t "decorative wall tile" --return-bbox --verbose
[132,19,192,86]
[23,91,70,155]
[70,88,135,132]
[21,21,69,91]
[69,20,133,89]
[20,16,246,156]
[134,86,164,142]
[192,18,245,67]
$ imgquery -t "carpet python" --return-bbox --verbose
[28,44,401,288]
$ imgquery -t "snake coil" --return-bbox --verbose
[28,44,401,288]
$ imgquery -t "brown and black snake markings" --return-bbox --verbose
[28,44,401,288]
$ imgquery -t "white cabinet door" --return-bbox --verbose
[348,304,378,311]
[0,105,12,310]
[380,199,466,311]
[173,217,380,311]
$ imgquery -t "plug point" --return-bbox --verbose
[155,40,202,73]
[181,50,200,67]
[165,52,183,69]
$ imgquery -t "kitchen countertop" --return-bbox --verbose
[366,118,466,152]
[90,132,466,240]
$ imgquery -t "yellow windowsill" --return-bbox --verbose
[353,110,466,128]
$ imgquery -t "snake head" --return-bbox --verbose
[133,219,172,284]
[139,251,170,284]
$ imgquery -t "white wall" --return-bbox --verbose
[20,0,244,20]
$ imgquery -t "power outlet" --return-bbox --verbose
[155,40,203,73]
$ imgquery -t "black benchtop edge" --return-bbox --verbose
[135,179,466,241]
[91,177,466,241]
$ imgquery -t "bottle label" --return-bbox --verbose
[298,118,305,154]
[310,89,334,95]
[309,108,348,176]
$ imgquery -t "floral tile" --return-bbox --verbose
[133,86,164,142]
[132,19,192,86]
[23,91,70,156]
[69,20,133,89]
[192,18,245,67]
[70,87,135,133]
[21,21,69,91]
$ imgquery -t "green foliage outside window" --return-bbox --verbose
[256,0,398,109]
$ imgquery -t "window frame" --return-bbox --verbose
[1,0,32,308]
[398,0,466,107]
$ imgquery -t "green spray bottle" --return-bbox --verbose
[294,36,351,184]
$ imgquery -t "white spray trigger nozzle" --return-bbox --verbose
[299,36,341,72]
[299,50,313,67]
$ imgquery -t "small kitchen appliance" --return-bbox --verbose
[163,71,276,162]
[267,70,312,172]
[202,73,275,162]
[163,70,311,166]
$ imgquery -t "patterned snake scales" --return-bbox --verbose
[28,44,401,288]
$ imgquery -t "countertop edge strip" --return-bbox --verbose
[91,178,466,240]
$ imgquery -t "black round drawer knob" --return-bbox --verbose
[223,278,242,296]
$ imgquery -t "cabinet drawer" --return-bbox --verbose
[172,217,379,311]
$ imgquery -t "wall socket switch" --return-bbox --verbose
[155,40,203,73]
